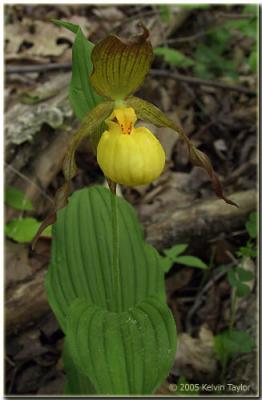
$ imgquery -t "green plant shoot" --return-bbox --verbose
[36,20,238,395]
[214,212,257,380]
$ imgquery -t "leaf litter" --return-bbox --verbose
[5,3,257,395]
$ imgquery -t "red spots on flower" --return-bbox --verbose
[120,122,133,134]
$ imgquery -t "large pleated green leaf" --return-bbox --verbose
[67,297,176,395]
[45,186,176,394]
[46,186,165,331]
[62,339,96,395]
[53,20,102,120]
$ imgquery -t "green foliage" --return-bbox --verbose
[236,212,257,258]
[227,268,250,297]
[245,212,257,239]
[46,186,176,394]
[237,241,256,258]
[214,329,255,369]
[174,255,208,269]
[67,297,176,394]
[52,19,102,120]
[226,212,257,297]
[5,187,51,243]
[62,339,96,395]
[160,243,208,273]
[235,266,254,282]
[155,47,194,67]
[227,267,253,297]
[223,18,257,40]
[177,4,210,9]
[155,7,257,80]
[193,38,238,80]
[5,217,51,243]
[164,243,188,259]
[243,5,257,14]
[156,5,172,23]
[215,211,256,376]
[224,13,257,74]
[5,186,33,211]
[247,47,257,72]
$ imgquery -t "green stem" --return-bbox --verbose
[111,189,121,311]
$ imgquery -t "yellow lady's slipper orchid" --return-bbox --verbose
[97,107,165,186]
[33,25,237,249]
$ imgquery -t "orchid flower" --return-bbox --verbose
[33,26,237,247]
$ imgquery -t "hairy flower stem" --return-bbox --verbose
[111,189,121,311]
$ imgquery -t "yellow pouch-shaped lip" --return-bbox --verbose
[97,107,165,186]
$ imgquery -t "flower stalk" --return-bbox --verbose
[110,188,121,311]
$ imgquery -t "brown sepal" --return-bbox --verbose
[90,27,153,100]
[31,212,56,250]
[31,182,71,250]
[127,96,238,207]
[31,102,114,250]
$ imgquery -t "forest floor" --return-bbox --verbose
[4,4,258,396]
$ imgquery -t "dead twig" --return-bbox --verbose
[150,69,257,96]
[185,269,228,333]
[166,31,207,44]
[5,163,54,204]
[5,355,15,367]
[5,63,71,74]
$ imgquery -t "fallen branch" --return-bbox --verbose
[146,189,257,250]
[150,69,256,96]
[5,268,48,334]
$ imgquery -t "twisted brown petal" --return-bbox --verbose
[126,96,238,207]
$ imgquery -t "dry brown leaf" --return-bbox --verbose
[173,324,217,380]
[5,18,75,59]
[138,171,195,222]
[20,73,71,103]
[92,6,125,21]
